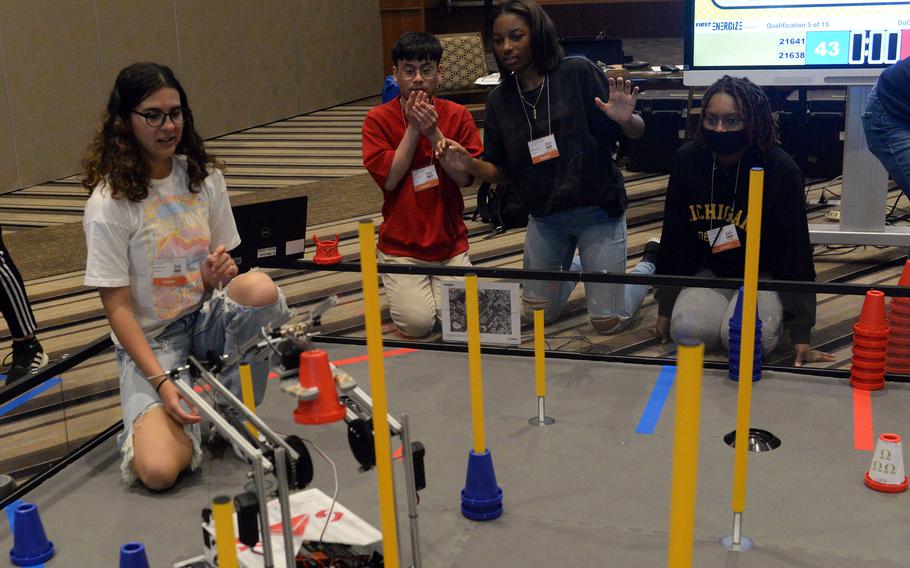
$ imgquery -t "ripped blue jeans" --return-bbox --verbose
[116,286,289,481]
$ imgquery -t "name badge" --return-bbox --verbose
[527,134,560,164]
[152,257,189,287]
[707,224,741,254]
[412,165,440,192]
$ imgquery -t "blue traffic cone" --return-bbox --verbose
[728,287,763,382]
[9,502,54,566]
[461,449,503,521]
[119,542,150,568]
[729,287,760,327]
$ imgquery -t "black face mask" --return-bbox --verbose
[702,129,749,156]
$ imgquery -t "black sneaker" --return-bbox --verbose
[6,338,49,383]
[642,238,660,266]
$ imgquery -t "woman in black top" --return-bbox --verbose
[437,0,656,334]
[654,75,833,366]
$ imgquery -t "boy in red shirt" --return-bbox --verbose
[362,32,483,337]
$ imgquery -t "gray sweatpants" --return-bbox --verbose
[669,270,783,354]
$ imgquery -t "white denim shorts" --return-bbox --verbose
[116,287,289,483]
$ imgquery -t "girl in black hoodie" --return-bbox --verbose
[654,76,834,367]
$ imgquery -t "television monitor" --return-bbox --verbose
[684,0,910,86]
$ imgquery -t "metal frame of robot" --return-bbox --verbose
[158,296,421,568]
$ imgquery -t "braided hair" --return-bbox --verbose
[697,75,778,157]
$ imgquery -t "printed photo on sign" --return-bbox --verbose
[441,281,521,345]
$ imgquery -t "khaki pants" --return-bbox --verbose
[378,250,471,338]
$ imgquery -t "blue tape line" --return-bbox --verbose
[635,365,677,435]
[5,500,47,567]
[0,378,62,418]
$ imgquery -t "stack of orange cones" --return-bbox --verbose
[886,261,910,375]
[851,290,888,390]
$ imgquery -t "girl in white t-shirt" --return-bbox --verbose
[82,63,289,490]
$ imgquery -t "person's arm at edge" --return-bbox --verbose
[437,106,483,187]
[767,157,834,365]
[654,153,690,317]
[618,112,645,140]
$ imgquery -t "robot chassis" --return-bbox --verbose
[161,297,426,568]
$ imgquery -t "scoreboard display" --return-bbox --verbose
[689,0,910,68]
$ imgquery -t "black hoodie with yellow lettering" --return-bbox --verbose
[655,140,816,344]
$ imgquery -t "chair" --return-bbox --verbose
[437,32,492,104]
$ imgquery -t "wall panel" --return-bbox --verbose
[0,0,383,191]
[342,0,383,100]
[296,0,342,113]
[175,0,246,138]
[241,0,299,126]
[0,41,18,192]
[95,0,179,84]
[0,0,103,187]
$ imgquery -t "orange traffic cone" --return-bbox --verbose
[856,290,887,333]
[292,350,346,425]
[852,290,888,390]
[891,260,910,300]
[864,433,908,493]
[313,234,342,265]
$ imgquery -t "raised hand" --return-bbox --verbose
[435,138,473,174]
[595,77,640,125]
[202,244,238,290]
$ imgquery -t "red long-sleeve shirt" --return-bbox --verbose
[362,97,483,261]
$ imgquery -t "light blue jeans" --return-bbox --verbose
[116,287,289,482]
[863,86,910,197]
[522,206,654,326]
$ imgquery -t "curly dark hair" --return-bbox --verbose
[697,75,779,157]
[81,62,220,201]
[491,0,564,77]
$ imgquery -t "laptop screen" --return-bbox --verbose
[229,195,308,271]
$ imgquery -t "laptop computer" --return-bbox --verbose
[229,195,308,271]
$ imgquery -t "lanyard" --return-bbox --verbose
[708,155,741,232]
[515,74,552,140]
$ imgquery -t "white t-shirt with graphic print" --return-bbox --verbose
[83,156,240,342]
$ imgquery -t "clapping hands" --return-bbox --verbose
[404,90,439,138]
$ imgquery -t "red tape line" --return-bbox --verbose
[853,387,874,451]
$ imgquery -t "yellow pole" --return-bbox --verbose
[211,495,239,568]
[732,168,765,515]
[358,220,400,568]
[534,309,546,398]
[238,363,259,439]
[667,342,704,568]
[465,274,487,454]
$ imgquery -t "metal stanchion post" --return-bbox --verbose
[273,447,296,567]
[400,413,421,568]
[529,309,555,426]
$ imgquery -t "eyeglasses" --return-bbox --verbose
[132,108,185,127]
[703,114,744,130]
[397,65,438,80]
